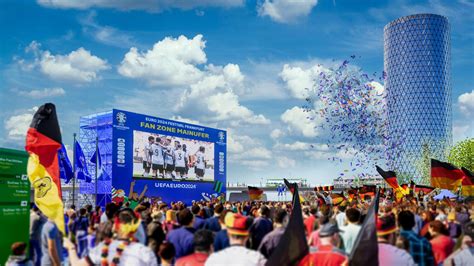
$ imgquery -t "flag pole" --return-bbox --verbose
[95,136,98,206]
[72,133,76,207]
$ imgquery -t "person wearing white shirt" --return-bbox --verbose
[340,208,361,254]
[205,213,266,266]
[377,214,415,266]
[64,208,158,266]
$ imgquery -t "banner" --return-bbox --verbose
[111,109,226,204]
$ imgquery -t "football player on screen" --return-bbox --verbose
[142,136,154,177]
[173,144,188,180]
[194,146,206,181]
[150,137,165,178]
[164,146,175,179]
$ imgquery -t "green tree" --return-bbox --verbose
[448,138,474,172]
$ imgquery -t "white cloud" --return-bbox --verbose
[116,35,269,126]
[170,115,200,125]
[38,0,244,12]
[24,41,109,82]
[274,141,329,151]
[270,129,284,139]
[118,35,206,86]
[276,156,296,168]
[80,11,135,48]
[258,0,318,23]
[4,107,38,140]
[304,147,356,160]
[15,87,65,98]
[458,90,474,115]
[281,106,320,137]
[239,160,269,169]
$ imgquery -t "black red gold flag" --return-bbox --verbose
[461,167,474,196]
[431,159,464,190]
[248,186,264,201]
[25,103,65,234]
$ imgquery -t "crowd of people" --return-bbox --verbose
[5,189,474,266]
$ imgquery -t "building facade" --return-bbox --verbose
[384,14,452,183]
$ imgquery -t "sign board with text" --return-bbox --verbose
[0,148,30,263]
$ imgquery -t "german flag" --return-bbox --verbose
[461,167,474,196]
[359,185,376,199]
[410,181,435,194]
[376,166,407,202]
[376,166,398,189]
[25,103,65,234]
[330,192,346,206]
[431,159,464,190]
[248,186,263,201]
[347,189,357,202]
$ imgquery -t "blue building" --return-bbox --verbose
[384,14,452,182]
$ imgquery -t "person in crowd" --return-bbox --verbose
[86,225,96,252]
[308,215,330,247]
[447,212,462,239]
[158,203,168,224]
[64,208,157,266]
[167,208,196,259]
[205,213,266,265]
[455,206,470,226]
[90,206,101,227]
[158,242,175,266]
[340,207,361,254]
[41,219,63,266]
[377,214,415,265]
[420,210,434,239]
[429,220,455,265]
[67,212,77,241]
[204,204,223,232]
[258,208,288,258]
[298,222,347,266]
[192,205,206,230]
[444,221,474,265]
[213,209,230,252]
[126,181,148,210]
[334,205,347,229]
[249,205,273,250]
[176,229,214,266]
[5,242,33,266]
[74,208,89,257]
[164,209,179,234]
[304,205,318,237]
[435,206,448,224]
[147,207,166,255]
[398,210,435,266]
[29,204,45,266]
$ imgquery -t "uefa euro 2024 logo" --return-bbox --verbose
[116,112,127,126]
[218,131,225,143]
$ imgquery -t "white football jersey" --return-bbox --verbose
[164,148,174,165]
[195,151,205,169]
[151,143,164,164]
[174,150,186,168]
[144,143,152,162]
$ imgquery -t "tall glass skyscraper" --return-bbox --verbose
[384,14,452,183]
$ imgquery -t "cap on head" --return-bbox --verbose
[224,212,252,236]
[318,222,342,237]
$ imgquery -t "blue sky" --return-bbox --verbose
[1,0,473,185]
